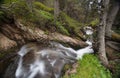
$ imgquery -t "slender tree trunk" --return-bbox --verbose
[54,0,60,22]
[105,2,119,37]
[97,0,110,67]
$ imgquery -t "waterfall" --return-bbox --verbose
[15,26,94,78]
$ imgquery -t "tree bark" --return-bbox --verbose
[105,2,119,37]
[97,0,110,67]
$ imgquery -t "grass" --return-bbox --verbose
[63,54,112,78]
[2,0,18,4]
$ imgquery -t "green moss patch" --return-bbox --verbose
[63,54,112,78]
[33,1,54,12]
[55,21,70,35]
[59,12,84,38]
[89,19,99,27]
[0,1,83,37]
[2,0,18,5]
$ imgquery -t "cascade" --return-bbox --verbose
[15,27,94,78]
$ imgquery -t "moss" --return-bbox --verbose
[90,19,99,27]
[56,21,70,36]
[2,0,18,4]
[59,12,82,37]
[61,12,80,28]
[63,54,112,78]
[0,11,4,16]
[44,30,49,35]
[1,0,83,37]
[10,1,31,17]
[36,10,54,20]
[33,1,54,13]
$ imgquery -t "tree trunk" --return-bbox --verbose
[105,2,119,37]
[97,0,110,67]
[54,0,60,21]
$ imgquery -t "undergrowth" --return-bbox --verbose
[1,1,83,36]
[59,12,84,37]
[63,54,112,78]
[89,19,99,27]
[33,1,53,12]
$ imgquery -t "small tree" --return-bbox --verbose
[97,0,110,67]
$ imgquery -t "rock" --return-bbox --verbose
[0,20,88,50]
[0,33,17,51]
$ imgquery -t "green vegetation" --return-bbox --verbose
[56,21,70,35]
[113,63,120,78]
[60,12,81,32]
[2,0,17,4]
[33,1,54,12]
[58,12,84,37]
[63,54,112,78]
[90,19,99,27]
[0,0,82,36]
[37,10,53,20]
[9,1,30,17]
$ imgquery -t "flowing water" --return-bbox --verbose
[15,27,94,78]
